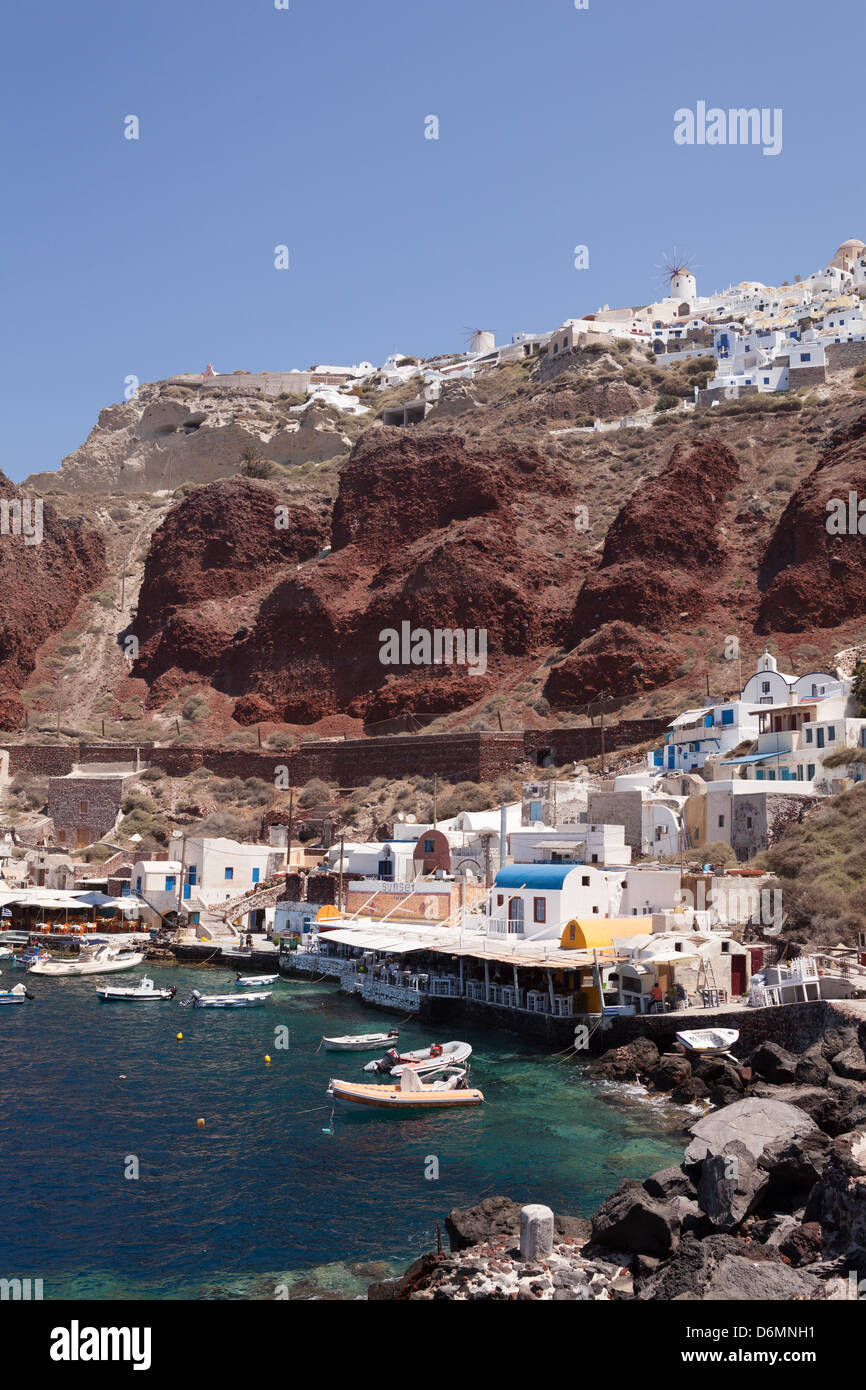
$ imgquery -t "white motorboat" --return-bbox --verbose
[0,983,34,1005]
[364,1040,472,1080]
[676,1028,740,1056]
[235,973,278,987]
[328,1066,483,1111]
[29,945,145,977]
[185,988,271,1009]
[322,1028,401,1052]
[96,976,177,1002]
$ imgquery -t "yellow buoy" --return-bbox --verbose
[176,1032,183,1041]
[196,1118,205,1128]
[264,1054,271,1064]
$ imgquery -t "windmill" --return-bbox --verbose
[463,326,496,355]
[654,249,698,299]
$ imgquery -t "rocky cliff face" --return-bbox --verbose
[26,380,354,495]
[133,430,585,722]
[0,472,106,728]
[758,416,866,632]
[132,479,329,697]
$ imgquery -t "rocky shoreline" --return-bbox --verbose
[370,1020,866,1300]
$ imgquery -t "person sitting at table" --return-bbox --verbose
[650,981,664,1013]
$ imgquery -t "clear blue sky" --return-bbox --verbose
[2,0,862,482]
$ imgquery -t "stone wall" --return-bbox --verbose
[787,364,827,389]
[826,341,866,372]
[47,773,133,848]
[598,998,841,1056]
[1,720,667,791]
[587,788,643,852]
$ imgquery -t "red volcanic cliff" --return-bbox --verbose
[133,479,329,691]
[569,438,742,637]
[758,416,866,632]
[133,430,585,721]
[0,471,106,728]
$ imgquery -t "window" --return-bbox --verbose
[533,897,546,924]
[718,815,725,827]
[762,681,770,693]
[423,838,435,854]
[581,875,590,886]
[721,708,734,726]
[655,826,662,840]
[224,867,234,881]
[188,865,197,885]
[801,352,811,362]
[827,726,836,742]
[807,764,815,779]
[805,727,813,743]
[252,868,260,884]
[507,897,524,934]
[529,800,542,823]
[136,876,142,892]
[79,801,89,815]
[496,894,504,907]
[121,883,130,897]
[165,876,175,892]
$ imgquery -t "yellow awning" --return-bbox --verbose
[560,916,653,950]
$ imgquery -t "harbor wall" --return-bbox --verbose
[0,719,668,788]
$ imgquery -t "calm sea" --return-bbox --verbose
[0,963,689,1299]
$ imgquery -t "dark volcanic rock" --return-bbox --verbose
[684,1097,819,1167]
[795,1054,832,1087]
[635,1233,810,1301]
[591,1179,680,1259]
[584,1037,659,1082]
[650,1054,692,1092]
[778,1222,824,1267]
[643,1167,697,1203]
[758,1130,832,1205]
[831,1046,866,1083]
[750,1041,798,1085]
[804,1126,866,1254]
[696,1141,769,1232]
[671,1076,710,1105]
[444,1196,589,1253]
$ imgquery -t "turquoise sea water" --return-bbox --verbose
[0,964,690,1299]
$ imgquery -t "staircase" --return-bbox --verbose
[214,882,286,924]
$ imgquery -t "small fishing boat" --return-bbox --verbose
[322,1028,400,1052]
[676,1027,740,1057]
[235,973,278,987]
[364,1040,472,1080]
[13,945,48,969]
[29,945,144,977]
[96,976,177,1002]
[185,988,271,1009]
[328,1066,483,1110]
[0,983,34,1005]
[0,947,12,959]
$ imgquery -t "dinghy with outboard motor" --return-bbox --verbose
[364,1040,472,1080]
[184,988,271,1009]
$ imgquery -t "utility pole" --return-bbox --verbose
[176,833,188,922]
[286,785,294,873]
[338,832,344,914]
[599,691,607,775]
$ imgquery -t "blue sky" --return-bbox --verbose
[2,0,862,482]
